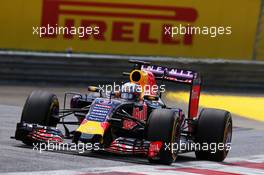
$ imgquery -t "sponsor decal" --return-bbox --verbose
[123,103,147,129]
[41,0,198,45]
[87,103,111,122]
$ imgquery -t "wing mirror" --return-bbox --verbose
[143,95,159,101]
[87,86,101,93]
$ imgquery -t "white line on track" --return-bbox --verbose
[2,154,264,175]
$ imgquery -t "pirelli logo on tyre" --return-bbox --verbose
[41,0,198,45]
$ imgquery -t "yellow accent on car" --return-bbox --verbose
[76,120,104,135]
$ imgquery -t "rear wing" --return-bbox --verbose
[141,64,196,84]
[129,60,201,119]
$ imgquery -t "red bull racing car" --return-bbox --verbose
[14,60,232,165]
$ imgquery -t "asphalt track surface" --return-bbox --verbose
[0,85,263,174]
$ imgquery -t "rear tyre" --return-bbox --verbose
[195,108,232,161]
[147,109,181,165]
[21,90,60,127]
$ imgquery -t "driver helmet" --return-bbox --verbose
[120,82,141,101]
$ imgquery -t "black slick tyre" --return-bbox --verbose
[21,90,60,127]
[195,108,232,161]
[147,109,181,165]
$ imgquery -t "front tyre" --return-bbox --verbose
[21,90,60,127]
[147,109,181,165]
[195,108,232,161]
[17,90,60,145]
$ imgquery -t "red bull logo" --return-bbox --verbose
[123,103,148,129]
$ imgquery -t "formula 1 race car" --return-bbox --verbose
[14,60,232,165]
